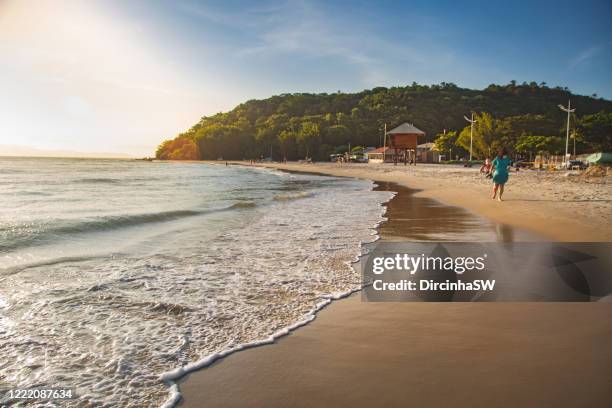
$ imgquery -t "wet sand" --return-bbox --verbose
[178,299,611,408]
[178,183,612,407]
[373,181,537,242]
[229,161,612,242]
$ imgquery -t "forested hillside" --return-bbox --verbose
[156,82,612,161]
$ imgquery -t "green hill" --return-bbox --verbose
[156,81,612,161]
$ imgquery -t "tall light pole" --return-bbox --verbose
[383,123,387,163]
[348,141,351,162]
[464,113,477,162]
[558,100,575,167]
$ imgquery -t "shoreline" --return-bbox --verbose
[159,166,395,408]
[176,167,612,407]
[212,160,611,242]
[178,297,612,408]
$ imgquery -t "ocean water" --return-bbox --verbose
[0,157,394,407]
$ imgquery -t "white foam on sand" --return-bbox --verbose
[159,187,396,408]
[1,161,396,408]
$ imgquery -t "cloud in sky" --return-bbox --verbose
[180,1,388,86]
[568,45,603,69]
[178,0,478,89]
[1,0,610,156]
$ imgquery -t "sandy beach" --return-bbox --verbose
[240,161,611,242]
[6,1,612,406]
[178,168,612,407]
[179,299,612,408]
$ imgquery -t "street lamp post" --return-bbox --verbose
[464,113,477,162]
[383,122,387,163]
[558,100,575,168]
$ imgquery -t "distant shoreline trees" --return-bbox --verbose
[156,82,612,161]
[155,136,199,160]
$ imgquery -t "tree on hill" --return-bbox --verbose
[297,121,321,159]
[515,135,565,160]
[156,136,199,160]
[155,82,612,160]
[433,130,467,159]
[279,129,298,160]
[576,111,612,152]
[456,112,500,159]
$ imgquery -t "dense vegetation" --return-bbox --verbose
[156,82,612,161]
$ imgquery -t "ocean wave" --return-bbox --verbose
[1,200,262,254]
[157,183,396,408]
[0,255,102,277]
[0,210,202,251]
[229,201,257,209]
[15,190,53,196]
[73,210,204,232]
[272,191,314,201]
[144,301,190,315]
[1,161,396,408]
[74,177,121,184]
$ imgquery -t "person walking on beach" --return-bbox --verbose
[480,158,493,178]
[491,148,511,201]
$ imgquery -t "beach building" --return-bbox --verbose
[366,147,402,163]
[534,154,565,169]
[417,142,440,163]
[387,123,426,165]
[362,147,378,156]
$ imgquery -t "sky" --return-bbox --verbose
[1,0,610,156]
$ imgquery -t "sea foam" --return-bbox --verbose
[0,158,394,408]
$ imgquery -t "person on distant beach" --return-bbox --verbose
[491,148,511,201]
[480,158,493,178]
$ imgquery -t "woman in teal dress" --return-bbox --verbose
[491,147,511,201]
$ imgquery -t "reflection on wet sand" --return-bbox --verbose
[178,181,611,408]
[375,182,535,242]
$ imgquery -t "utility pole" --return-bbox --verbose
[558,100,575,168]
[348,142,351,163]
[383,123,387,163]
[443,128,451,161]
[464,113,477,162]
